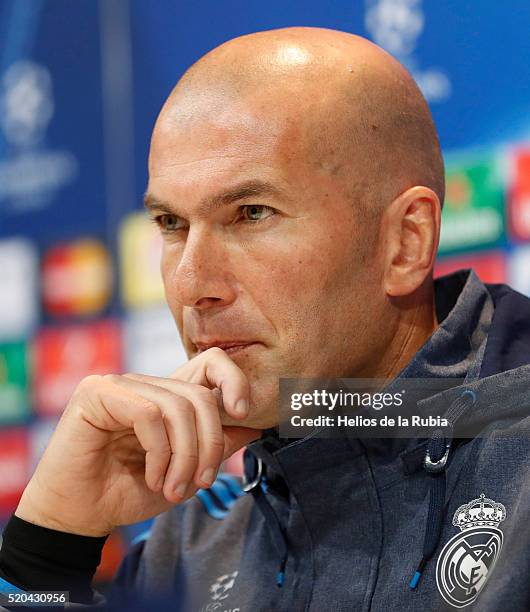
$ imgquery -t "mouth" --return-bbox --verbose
[194,341,261,355]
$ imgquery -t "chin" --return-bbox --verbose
[221,378,279,430]
[248,376,280,425]
[246,409,280,430]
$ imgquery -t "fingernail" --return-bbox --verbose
[234,399,248,416]
[174,482,188,498]
[200,467,216,487]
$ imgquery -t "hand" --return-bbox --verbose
[15,348,261,537]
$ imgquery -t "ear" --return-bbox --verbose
[381,186,441,297]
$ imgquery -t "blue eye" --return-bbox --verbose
[242,205,274,222]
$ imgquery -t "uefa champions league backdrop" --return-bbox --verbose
[1,0,530,243]
[1,0,530,584]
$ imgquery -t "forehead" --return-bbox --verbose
[147,94,313,204]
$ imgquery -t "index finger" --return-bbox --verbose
[173,347,250,419]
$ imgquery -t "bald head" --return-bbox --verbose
[155,27,444,219]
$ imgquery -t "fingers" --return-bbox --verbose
[80,347,255,506]
[89,377,172,493]
[173,347,251,420]
[121,374,225,490]
[104,375,202,502]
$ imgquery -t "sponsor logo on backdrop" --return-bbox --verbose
[436,494,506,608]
[0,238,38,340]
[508,149,530,241]
[33,320,122,415]
[0,60,78,212]
[0,342,30,426]
[42,239,113,317]
[439,157,505,254]
[119,212,165,308]
[435,251,507,284]
[124,305,187,376]
[364,0,451,102]
[508,245,530,297]
[0,429,30,517]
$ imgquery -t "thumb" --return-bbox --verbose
[222,426,262,460]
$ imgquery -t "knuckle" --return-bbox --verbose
[204,430,225,447]
[102,373,120,384]
[192,386,218,407]
[71,375,105,406]
[206,436,225,452]
[179,451,199,462]
[140,401,162,421]
[78,374,104,389]
[174,398,195,416]
[148,443,171,456]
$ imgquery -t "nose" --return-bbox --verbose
[168,225,238,310]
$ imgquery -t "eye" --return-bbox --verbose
[151,214,186,232]
[241,204,275,222]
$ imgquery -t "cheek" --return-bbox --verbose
[242,232,351,334]
[266,229,373,324]
[251,229,355,297]
[242,237,320,297]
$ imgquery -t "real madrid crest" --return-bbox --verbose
[436,494,506,608]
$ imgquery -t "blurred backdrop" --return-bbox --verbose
[1,0,530,587]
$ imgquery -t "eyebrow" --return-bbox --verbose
[144,179,287,217]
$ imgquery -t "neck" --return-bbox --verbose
[358,288,439,381]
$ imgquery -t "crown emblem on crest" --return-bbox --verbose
[452,493,506,531]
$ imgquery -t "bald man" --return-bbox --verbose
[1,28,529,612]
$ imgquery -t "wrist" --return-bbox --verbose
[15,487,111,538]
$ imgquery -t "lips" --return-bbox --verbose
[194,340,258,354]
